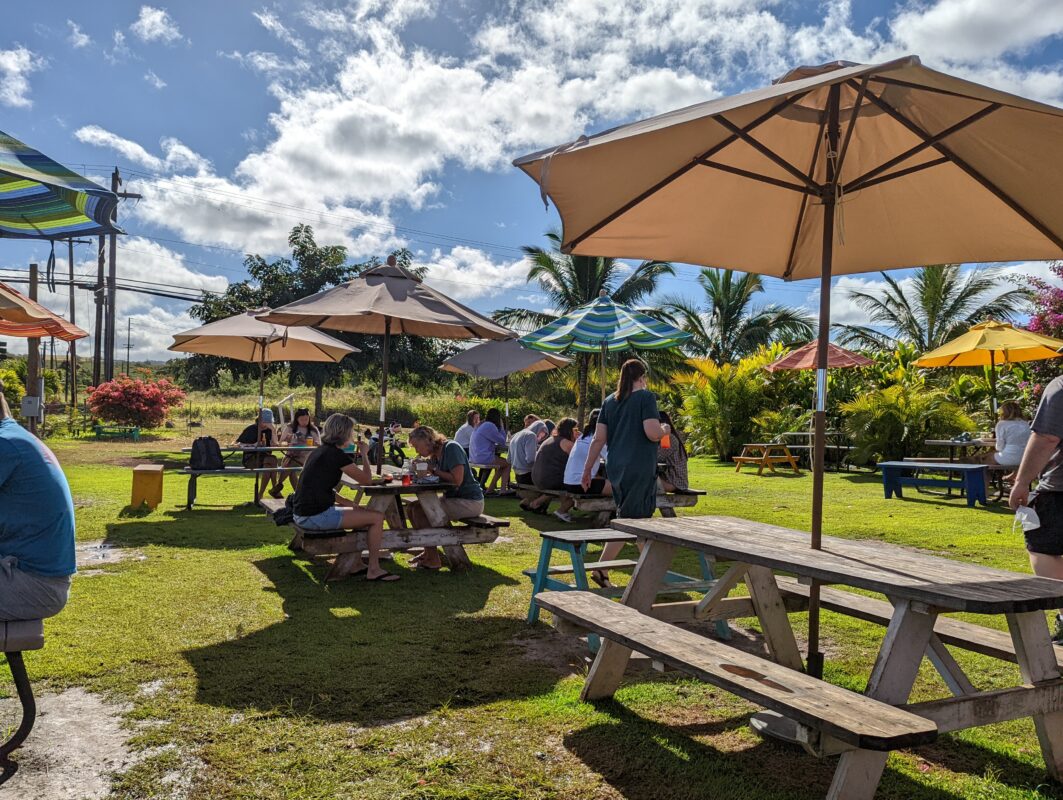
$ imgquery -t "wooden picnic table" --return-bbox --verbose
[180,444,336,509]
[925,438,995,462]
[547,515,1063,799]
[733,442,801,475]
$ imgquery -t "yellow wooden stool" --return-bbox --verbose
[131,464,164,509]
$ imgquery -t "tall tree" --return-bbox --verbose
[835,264,1032,351]
[493,231,673,424]
[661,268,814,365]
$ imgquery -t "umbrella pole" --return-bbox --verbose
[600,341,607,406]
[504,374,509,429]
[378,317,391,475]
[990,351,998,418]
[806,83,841,680]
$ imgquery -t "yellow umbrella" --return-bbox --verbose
[915,320,1063,412]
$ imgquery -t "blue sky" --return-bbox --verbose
[3,0,1063,359]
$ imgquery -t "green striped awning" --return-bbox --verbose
[0,130,121,240]
[519,293,690,353]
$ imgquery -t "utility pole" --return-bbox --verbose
[103,168,141,382]
[124,318,132,376]
[27,263,39,435]
[92,235,104,386]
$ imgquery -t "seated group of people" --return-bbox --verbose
[234,407,320,499]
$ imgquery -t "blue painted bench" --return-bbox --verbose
[879,461,988,507]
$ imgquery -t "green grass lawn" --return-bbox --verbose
[6,438,1063,799]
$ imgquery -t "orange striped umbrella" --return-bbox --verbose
[766,339,872,371]
[0,281,87,341]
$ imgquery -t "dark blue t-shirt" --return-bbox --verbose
[0,418,76,576]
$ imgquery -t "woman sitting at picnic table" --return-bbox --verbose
[582,359,670,585]
[291,413,397,582]
[975,400,1031,468]
[234,408,285,499]
[525,417,580,520]
[469,407,510,494]
[656,410,689,492]
[405,425,485,570]
[564,409,611,497]
[278,408,321,491]
[509,418,549,486]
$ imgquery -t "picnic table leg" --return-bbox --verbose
[582,540,677,701]
[420,492,472,572]
[186,475,197,510]
[744,566,804,670]
[527,538,554,624]
[827,599,937,800]
[1007,611,1063,779]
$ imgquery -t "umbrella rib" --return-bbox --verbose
[783,114,828,280]
[847,157,950,193]
[564,91,811,252]
[833,76,868,177]
[842,103,1001,193]
[696,160,815,195]
[711,116,821,191]
[857,84,1063,252]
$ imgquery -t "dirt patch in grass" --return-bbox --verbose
[511,628,589,674]
[0,688,134,800]
[75,540,145,573]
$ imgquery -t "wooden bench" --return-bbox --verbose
[93,424,140,442]
[183,465,304,509]
[260,497,509,578]
[879,461,988,507]
[515,485,705,527]
[537,591,938,752]
[733,443,800,476]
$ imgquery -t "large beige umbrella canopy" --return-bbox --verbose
[439,338,571,424]
[513,55,1063,677]
[169,308,359,408]
[260,259,512,469]
[915,320,1063,414]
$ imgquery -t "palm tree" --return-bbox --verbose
[494,231,673,424]
[661,268,815,365]
[835,264,1032,351]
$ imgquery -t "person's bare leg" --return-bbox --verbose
[341,508,394,580]
[498,458,510,490]
[1030,552,1063,580]
[408,503,442,568]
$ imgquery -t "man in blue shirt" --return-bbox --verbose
[0,379,76,620]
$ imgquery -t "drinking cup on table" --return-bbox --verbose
[402,473,412,487]
[414,460,429,477]
[306,437,314,446]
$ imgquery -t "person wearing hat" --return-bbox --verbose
[0,378,76,620]
[235,408,284,498]
[279,408,321,491]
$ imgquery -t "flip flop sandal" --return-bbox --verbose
[412,562,442,571]
[366,570,400,582]
[590,570,613,589]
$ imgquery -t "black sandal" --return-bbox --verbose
[590,570,613,588]
[366,570,400,582]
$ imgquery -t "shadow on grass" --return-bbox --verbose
[103,505,292,551]
[563,701,1002,800]
[182,554,546,725]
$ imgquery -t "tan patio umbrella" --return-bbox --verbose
[259,258,512,470]
[914,320,1063,414]
[439,338,571,424]
[513,55,1063,677]
[169,308,359,415]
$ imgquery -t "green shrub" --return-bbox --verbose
[0,367,24,409]
[753,405,811,442]
[679,357,765,460]
[842,385,974,464]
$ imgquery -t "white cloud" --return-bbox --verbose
[220,50,310,76]
[105,30,132,64]
[253,9,305,50]
[891,0,1063,62]
[144,69,166,89]
[130,6,183,44]
[75,125,164,171]
[0,47,44,108]
[67,20,91,49]
[420,246,528,301]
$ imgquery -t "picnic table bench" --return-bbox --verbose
[733,442,800,475]
[879,460,988,507]
[550,514,1063,799]
[93,424,140,441]
[180,444,319,509]
[262,481,509,579]
[515,484,705,527]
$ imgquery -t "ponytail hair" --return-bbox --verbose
[615,358,647,403]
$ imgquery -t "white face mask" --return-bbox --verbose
[1014,503,1041,534]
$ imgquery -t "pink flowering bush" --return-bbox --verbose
[87,377,186,428]
[1028,261,1063,338]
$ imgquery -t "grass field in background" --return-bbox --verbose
[5,434,1061,799]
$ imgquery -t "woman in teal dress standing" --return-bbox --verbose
[580,359,671,584]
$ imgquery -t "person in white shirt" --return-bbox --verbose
[977,400,1031,467]
[454,410,479,452]
[563,410,611,498]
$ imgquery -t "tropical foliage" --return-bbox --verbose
[835,264,1031,350]
[494,230,673,424]
[677,356,766,460]
[662,269,814,365]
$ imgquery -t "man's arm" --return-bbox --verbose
[1010,431,1061,509]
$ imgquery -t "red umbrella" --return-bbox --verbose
[766,340,871,372]
[0,281,87,342]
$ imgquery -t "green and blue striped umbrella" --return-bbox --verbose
[520,292,690,401]
[0,129,121,240]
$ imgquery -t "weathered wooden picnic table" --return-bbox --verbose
[733,442,801,475]
[539,514,1063,799]
[180,444,317,508]
[925,437,996,462]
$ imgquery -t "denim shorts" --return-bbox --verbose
[294,506,345,531]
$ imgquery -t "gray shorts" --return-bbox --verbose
[0,556,72,621]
